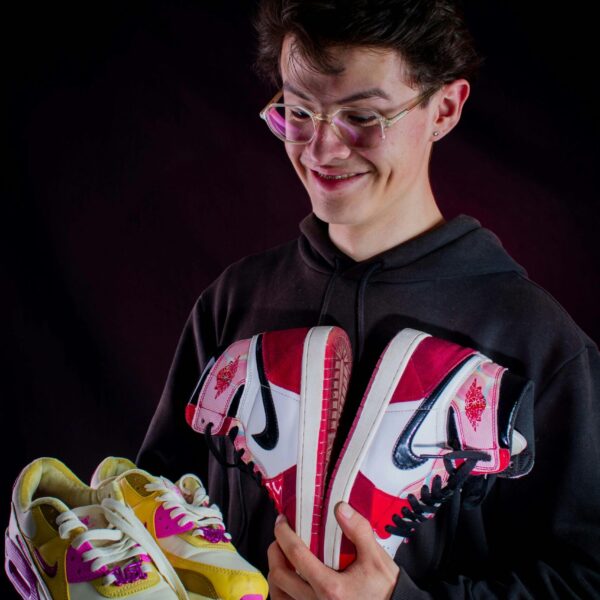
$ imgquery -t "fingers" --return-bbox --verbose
[271,511,400,600]
[268,538,316,600]
[273,515,334,595]
[335,502,400,588]
[335,501,381,558]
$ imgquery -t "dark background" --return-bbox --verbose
[4,1,599,596]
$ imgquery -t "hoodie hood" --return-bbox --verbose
[299,212,526,282]
[298,212,527,359]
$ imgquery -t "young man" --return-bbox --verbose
[138,1,600,598]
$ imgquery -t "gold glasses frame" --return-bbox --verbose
[259,87,439,147]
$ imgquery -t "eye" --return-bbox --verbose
[342,111,379,126]
[288,107,311,121]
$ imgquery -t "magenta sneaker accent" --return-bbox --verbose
[5,534,43,600]
[33,547,58,577]
[109,561,148,586]
[66,539,151,583]
[66,540,108,582]
[199,526,229,544]
[154,503,195,538]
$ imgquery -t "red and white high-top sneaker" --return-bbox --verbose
[185,326,352,555]
[321,328,534,570]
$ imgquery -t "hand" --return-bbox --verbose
[267,502,400,600]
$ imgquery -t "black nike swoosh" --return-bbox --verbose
[393,357,473,470]
[251,334,279,450]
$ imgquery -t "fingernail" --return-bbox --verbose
[275,513,287,526]
[337,501,354,519]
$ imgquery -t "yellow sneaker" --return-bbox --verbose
[5,457,189,599]
[91,457,268,600]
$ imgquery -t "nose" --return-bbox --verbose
[304,118,352,164]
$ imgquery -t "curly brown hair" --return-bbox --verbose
[253,0,483,103]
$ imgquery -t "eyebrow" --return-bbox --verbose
[282,82,392,104]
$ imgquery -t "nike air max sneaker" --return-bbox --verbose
[322,328,534,570]
[91,457,268,600]
[5,457,188,600]
[185,326,352,555]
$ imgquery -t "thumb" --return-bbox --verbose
[335,501,377,555]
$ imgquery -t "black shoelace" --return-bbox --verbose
[205,424,492,538]
[384,449,490,538]
[204,424,264,486]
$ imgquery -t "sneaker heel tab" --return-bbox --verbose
[91,457,137,487]
[498,373,535,478]
[188,338,251,435]
[16,458,85,510]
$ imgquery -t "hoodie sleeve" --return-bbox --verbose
[391,344,600,599]
[136,296,217,483]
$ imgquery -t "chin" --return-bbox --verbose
[311,201,363,226]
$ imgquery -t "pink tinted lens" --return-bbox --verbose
[266,106,313,142]
[334,113,382,148]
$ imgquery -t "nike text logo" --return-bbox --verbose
[251,334,279,450]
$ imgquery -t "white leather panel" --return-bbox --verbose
[241,346,300,478]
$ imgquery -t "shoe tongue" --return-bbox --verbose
[69,505,147,565]
[155,476,186,502]
[71,504,110,530]
[175,474,208,506]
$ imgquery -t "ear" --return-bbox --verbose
[431,79,470,140]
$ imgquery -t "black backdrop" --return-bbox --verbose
[4,1,599,596]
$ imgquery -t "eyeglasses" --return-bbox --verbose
[259,87,438,149]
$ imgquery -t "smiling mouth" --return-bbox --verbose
[315,172,361,180]
[311,170,368,187]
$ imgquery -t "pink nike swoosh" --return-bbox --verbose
[33,547,58,578]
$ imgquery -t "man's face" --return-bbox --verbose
[279,35,438,229]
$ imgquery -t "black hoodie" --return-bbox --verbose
[138,213,600,598]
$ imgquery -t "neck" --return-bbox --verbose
[328,189,445,262]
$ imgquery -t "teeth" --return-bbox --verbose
[317,172,359,180]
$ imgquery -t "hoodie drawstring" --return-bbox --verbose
[317,257,383,362]
[356,261,383,360]
[317,256,342,326]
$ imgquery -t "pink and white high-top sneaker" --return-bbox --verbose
[321,328,534,570]
[185,326,352,555]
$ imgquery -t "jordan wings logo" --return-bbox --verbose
[215,356,240,397]
[393,358,472,470]
[465,378,486,430]
[251,334,279,450]
[33,547,58,578]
